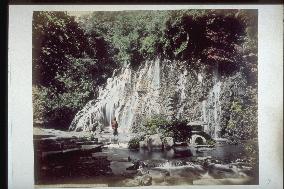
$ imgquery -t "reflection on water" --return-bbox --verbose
[191,143,249,162]
[35,140,258,186]
[109,142,254,163]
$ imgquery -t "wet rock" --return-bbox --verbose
[207,163,243,179]
[138,135,149,149]
[147,134,163,151]
[196,156,212,161]
[210,159,221,164]
[122,178,140,187]
[139,134,163,150]
[127,160,141,170]
[139,141,147,148]
[142,175,153,186]
[163,137,174,149]
[210,164,234,172]
[144,159,167,168]
[137,163,150,176]
[135,174,152,186]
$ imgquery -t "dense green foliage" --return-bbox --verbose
[78,10,257,72]
[132,115,192,142]
[128,136,143,150]
[225,87,258,140]
[33,12,116,129]
[78,11,169,69]
[33,12,88,88]
[244,140,259,169]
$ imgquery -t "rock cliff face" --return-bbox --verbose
[69,58,248,141]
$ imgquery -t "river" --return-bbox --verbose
[34,130,258,187]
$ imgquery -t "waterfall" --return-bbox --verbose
[202,100,208,132]
[70,58,225,141]
[198,73,203,83]
[212,81,222,139]
[202,63,222,139]
[69,66,132,132]
[69,60,161,141]
[177,69,187,102]
[152,59,160,90]
[176,69,187,119]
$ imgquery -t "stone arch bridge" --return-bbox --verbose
[187,121,211,145]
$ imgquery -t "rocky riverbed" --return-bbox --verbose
[34,128,258,187]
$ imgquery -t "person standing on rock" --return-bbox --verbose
[112,117,118,137]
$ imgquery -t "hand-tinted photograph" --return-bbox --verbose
[32,9,258,187]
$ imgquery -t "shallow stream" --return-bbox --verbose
[35,138,258,186]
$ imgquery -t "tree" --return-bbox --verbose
[32,11,117,130]
[33,11,90,90]
[78,11,169,68]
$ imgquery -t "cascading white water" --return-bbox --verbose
[69,66,132,133]
[212,81,222,139]
[198,73,203,83]
[69,60,162,141]
[202,100,208,132]
[70,59,224,141]
[177,70,187,102]
[202,63,222,139]
[176,69,187,119]
[152,59,160,90]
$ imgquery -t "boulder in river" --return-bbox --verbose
[139,140,147,148]
[147,134,163,151]
[122,178,140,187]
[163,137,174,149]
[135,174,152,186]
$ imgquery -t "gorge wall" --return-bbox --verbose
[69,58,249,141]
